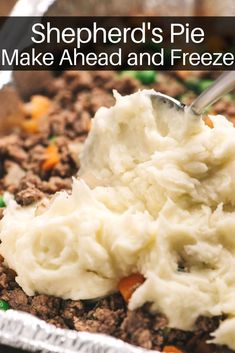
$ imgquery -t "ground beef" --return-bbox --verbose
[15,187,44,206]
[0,254,225,353]
[31,295,61,320]
[0,70,234,353]
[156,73,186,98]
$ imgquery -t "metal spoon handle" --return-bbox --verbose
[190,71,235,115]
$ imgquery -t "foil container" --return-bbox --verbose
[0,0,233,352]
[0,310,154,353]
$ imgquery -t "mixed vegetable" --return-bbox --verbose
[163,346,183,353]
[22,95,51,134]
[0,196,6,208]
[42,142,60,172]
[0,299,9,311]
[118,273,145,303]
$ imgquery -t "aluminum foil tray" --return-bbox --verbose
[0,0,233,352]
[0,310,154,353]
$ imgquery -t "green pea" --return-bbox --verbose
[0,196,6,208]
[136,71,157,84]
[198,79,214,93]
[119,71,138,79]
[0,300,9,311]
[49,135,57,142]
[185,77,201,92]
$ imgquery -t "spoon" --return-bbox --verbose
[149,71,235,117]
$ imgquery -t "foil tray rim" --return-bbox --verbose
[0,310,158,353]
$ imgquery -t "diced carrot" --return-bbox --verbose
[25,95,51,120]
[177,71,191,80]
[22,95,51,134]
[118,273,145,303]
[163,345,183,353]
[21,119,39,134]
[41,144,60,171]
[204,116,214,128]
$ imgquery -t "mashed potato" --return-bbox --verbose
[1,90,235,349]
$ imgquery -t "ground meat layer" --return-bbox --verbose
[0,70,234,353]
[0,255,224,353]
